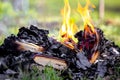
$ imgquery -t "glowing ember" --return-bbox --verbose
[59,0,78,49]
[89,51,99,63]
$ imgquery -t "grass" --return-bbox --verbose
[21,66,62,80]
[0,36,5,45]
[99,25,120,46]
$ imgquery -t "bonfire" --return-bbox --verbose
[0,0,120,80]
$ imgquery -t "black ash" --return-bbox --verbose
[0,25,120,80]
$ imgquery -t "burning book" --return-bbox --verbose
[0,0,120,80]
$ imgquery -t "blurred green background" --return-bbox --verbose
[0,0,120,46]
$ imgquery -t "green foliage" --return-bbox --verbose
[22,66,62,80]
[99,25,120,46]
[29,0,39,7]
[0,1,17,20]
[8,27,19,35]
[43,66,62,80]
[0,36,5,45]
[0,1,40,26]
[105,0,120,8]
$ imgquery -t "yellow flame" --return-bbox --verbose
[77,0,100,63]
[59,0,78,44]
[77,0,95,33]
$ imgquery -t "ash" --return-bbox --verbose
[0,25,120,80]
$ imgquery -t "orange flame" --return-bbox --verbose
[77,0,100,63]
[77,0,95,33]
[59,0,100,63]
[90,51,99,63]
[59,0,78,49]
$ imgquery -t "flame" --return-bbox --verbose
[77,0,100,63]
[59,0,100,63]
[77,0,95,33]
[59,0,78,49]
[90,51,99,63]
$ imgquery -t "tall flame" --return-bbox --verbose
[59,0,100,63]
[59,0,78,49]
[77,0,95,33]
[77,0,100,63]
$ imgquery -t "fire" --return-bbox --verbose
[77,0,96,35]
[59,0,78,49]
[59,0,100,63]
[77,0,100,63]
[90,51,99,63]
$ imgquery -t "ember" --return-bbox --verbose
[0,0,120,80]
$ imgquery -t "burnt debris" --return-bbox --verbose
[0,25,120,80]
